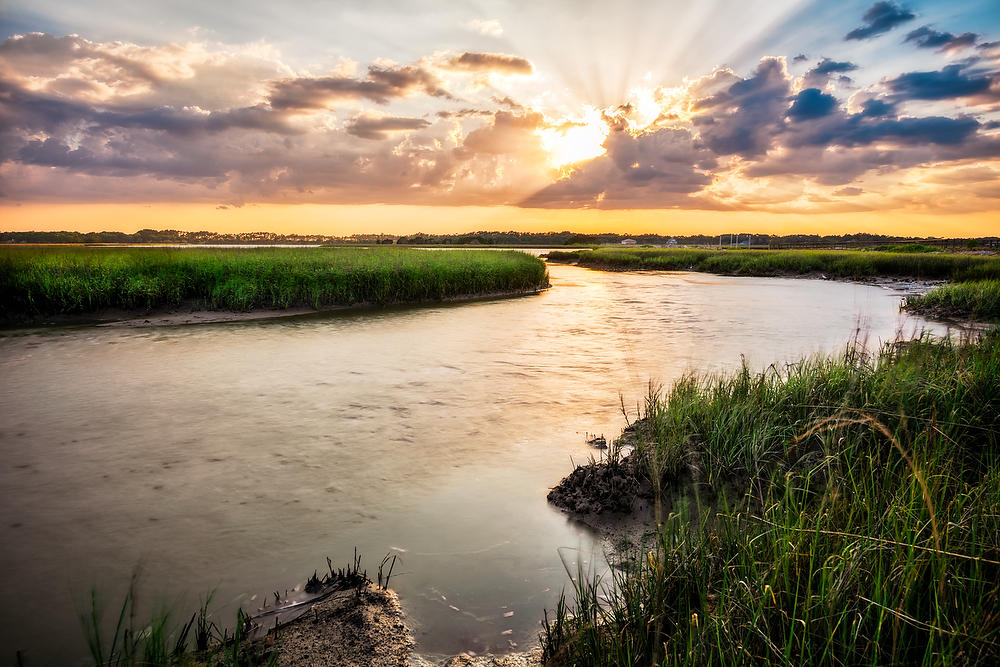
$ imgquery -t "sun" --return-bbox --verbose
[536,107,610,171]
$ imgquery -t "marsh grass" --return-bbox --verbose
[555,247,1000,282]
[543,332,1000,665]
[0,246,548,319]
[905,280,1000,321]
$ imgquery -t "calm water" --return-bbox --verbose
[0,264,948,664]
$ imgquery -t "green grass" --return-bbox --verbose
[554,247,1000,282]
[870,243,941,253]
[80,572,276,667]
[0,246,549,321]
[77,550,388,667]
[905,280,1000,321]
[543,331,1000,666]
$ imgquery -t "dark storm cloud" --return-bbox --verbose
[859,98,896,117]
[445,52,534,75]
[691,57,791,158]
[886,64,999,102]
[904,26,978,51]
[842,115,980,146]
[845,2,915,41]
[269,65,450,109]
[787,88,838,120]
[345,115,431,140]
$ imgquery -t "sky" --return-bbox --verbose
[1,0,999,236]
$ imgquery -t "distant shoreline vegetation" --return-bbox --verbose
[2,229,998,249]
[0,246,549,323]
[548,247,1000,283]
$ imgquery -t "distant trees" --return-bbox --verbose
[3,229,992,248]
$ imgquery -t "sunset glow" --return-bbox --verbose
[1,1,999,235]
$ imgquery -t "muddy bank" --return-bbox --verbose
[0,287,548,330]
[268,583,413,667]
[546,419,670,541]
[413,649,543,666]
[246,581,544,666]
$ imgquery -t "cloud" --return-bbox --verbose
[812,59,859,76]
[690,58,791,158]
[841,116,980,146]
[886,64,999,103]
[904,26,978,51]
[270,65,450,109]
[345,114,431,140]
[845,2,915,41]
[3,30,999,214]
[0,32,290,110]
[465,19,503,37]
[802,58,859,87]
[792,54,809,63]
[521,127,715,208]
[858,98,897,117]
[922,165,998,184]
[444,52,534,75]
[834,186,864,196]
[787,89,838,120]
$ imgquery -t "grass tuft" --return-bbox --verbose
[904,280,1000,321]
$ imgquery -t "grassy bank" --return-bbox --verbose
[0,246,548,321]
[543,332,1000,665]
[905,280,1000,321]
[548,247,1000,282]
[68,554,400,667]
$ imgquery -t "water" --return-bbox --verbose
[0,264,949,664]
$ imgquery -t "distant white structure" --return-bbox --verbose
[621,238,637,245]
[667,238,678,246]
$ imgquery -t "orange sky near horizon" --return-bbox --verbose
[2,203,996,238]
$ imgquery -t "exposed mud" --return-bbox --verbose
[267,583,413,667]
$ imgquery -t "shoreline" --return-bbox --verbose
[244,581,543,666]
[548,258,947,293]
[0,287,549,331]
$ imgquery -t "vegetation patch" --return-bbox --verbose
[544,332,1000,665]
[74,553,405,667]
[0,246,548,323]
[557,247,1000,282]
[904,280,1000,322]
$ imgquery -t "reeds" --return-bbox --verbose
[904,280,1000,321]
[543,331,1000,665]
[0,246,549,319]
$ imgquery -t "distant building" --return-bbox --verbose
[667,238,678,246]
[621,238,637,245]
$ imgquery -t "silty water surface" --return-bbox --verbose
[0,262,949,664]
